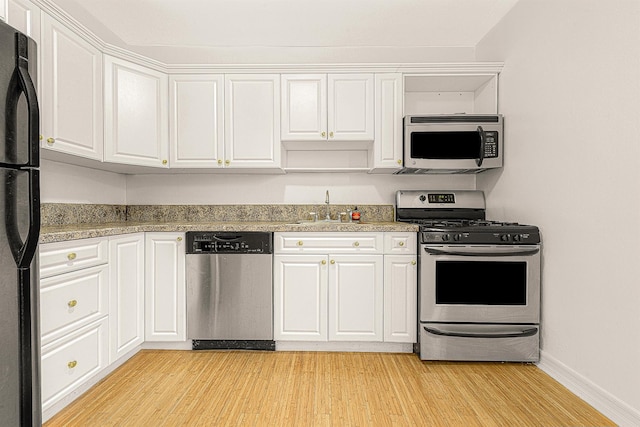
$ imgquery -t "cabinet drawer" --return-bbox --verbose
[41,317,109,410]
[384,233,417,254]
[40,265,109,345]
[275,232,383,254]
[40,237,108,278]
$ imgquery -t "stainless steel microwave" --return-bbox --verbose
[397,114,503,174]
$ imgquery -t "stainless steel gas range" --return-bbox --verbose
[396,190,541,362]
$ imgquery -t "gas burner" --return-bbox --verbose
[395,190,540,245]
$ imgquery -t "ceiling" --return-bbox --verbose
[50,0,519,64]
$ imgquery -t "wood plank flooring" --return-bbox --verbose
[45,350,614,426]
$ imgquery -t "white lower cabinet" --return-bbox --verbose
[41,317,109,412]
[274,254,328,340]
[40,232,187,420]
[328,254,383,341]
[144,232,186,341]
[39,238,111,414]
[274,232,415,345]
[108,233,145,362]
[39,264,109,345]
[384,255,417,342]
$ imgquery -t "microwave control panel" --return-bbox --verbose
[484,131,499,158]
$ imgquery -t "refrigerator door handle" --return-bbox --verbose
[16,49,40,168]
[5,169,40,269]
[3,33,40,169]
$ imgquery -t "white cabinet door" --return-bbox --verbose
[383,255,417,343]
[41,318,109,412]
[224,74,281,168]
[371,73,403,172]
[274,254,328,341]
[41,14,103,160]
[328,74,374,141]
[169,74,224,168]
[281,74,327,141]
[0,1,5,21]
[328,254,383,341]
[281,73,374,143]
[109,234,144,362]
[104,56,168,168]
[145,233,185,341]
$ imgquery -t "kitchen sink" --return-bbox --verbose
[289,219,343,225]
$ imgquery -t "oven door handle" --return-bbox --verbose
[424,326,538,339]
[423,247,540,257]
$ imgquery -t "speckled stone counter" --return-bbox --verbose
[40,221,418,244]
[40,204,418,244]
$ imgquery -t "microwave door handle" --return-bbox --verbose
[476,126,485,167]
[424,326,539,339]
[423,247,540,257]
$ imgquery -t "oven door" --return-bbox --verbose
[420,245,540,324]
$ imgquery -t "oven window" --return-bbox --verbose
[411,131,481,159]
[435,261,527,305]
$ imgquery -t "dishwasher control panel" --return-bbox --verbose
[186,232,273,254]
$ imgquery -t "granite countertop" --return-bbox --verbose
[40,221,419,244]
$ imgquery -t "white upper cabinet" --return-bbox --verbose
[281,73,374,142]
[328,74,374,141]
[7,0,40,43]
[0,1,5,21]
[104,56,169,168]
[371,73,403,172]
[281,74,327,141]
[224,74,281,169]
[41,14,103,161]
[169,74,224,168]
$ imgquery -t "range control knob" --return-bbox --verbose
[419,194,426,202]
[513,234,522,242]
[500,234,510,242]
[442,234,451,241]
[453,233,462,241]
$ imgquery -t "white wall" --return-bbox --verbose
[40,159,127,204]
[125,173,475,205]
[476,0,640,424]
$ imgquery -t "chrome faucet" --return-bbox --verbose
[325,190,331,220]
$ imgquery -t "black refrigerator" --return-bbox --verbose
[0,20,42,426]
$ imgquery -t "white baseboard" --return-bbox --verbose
[276,341,413,353]
[538,350,640,427]
[142,341,192,350]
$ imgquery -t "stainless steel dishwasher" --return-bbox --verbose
[186,231,274,350]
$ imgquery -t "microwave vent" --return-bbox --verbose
[409,115,500,124]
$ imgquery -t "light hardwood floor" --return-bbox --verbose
[46,350,614,426]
